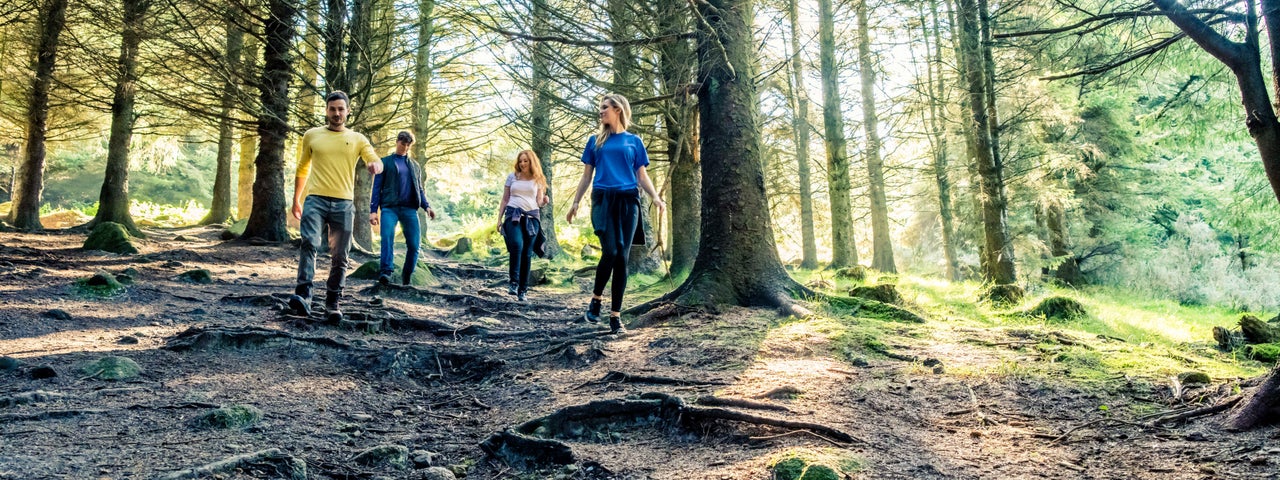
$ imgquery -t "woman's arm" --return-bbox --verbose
[637,166,666,216]
[496,185,511,233]
[566,165,594,223]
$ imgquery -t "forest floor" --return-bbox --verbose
[1,226,1278,480]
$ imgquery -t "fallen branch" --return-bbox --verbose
[156,448,306,480]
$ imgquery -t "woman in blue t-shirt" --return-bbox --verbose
[566,93,666,333]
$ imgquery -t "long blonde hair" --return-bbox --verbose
[513,149,548,189]
[596,93,632,150]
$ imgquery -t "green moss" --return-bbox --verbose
[1026,296,1088,322]
[194,404,263,430]
[350,258,439,287]
[833,266,869,282]
[1177,371,1211,384]
[849,284,902,305]
[83,222,137,254]
[772,457,838,480]
[352,445,410,470]
[177,269,213,284]
[980,284,1025,306]
[82,356,141,380]
[1245,343,1280,362]
[770,449,861,480]
[77,271,126,297]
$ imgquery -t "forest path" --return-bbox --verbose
[0,226,1274,479]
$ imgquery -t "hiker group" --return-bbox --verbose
[287,91,664,334]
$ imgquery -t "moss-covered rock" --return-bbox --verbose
[450,237,472,256]
[1026,296,1087,322]
[420,467,456,480]
[772,457,840,480]
[352,444,410,470]
[1245,343,1280,362]
[82,356,141,380]
[83,222,138,254]
[833,266,868,282]
[0,356,19,371]
[350,259,438,287]
[177,269,213,284]
[1177,371,1211,385]
[1240,315,1280,344]
[849,284,902,305]
[980,284,1025,305]
[78,271,126,296]
[193,404,264,430]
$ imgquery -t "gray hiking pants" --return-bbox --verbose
[296,195,354,297]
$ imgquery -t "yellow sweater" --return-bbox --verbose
[295,127,380,200]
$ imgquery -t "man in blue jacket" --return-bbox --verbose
[370,131,436,285]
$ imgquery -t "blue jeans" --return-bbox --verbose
[378,206,421,283]
[503,218,535,293]
[297,195,354,297]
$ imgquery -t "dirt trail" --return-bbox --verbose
[0,228,1276,479]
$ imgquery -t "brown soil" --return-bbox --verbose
[1,227,1278,479]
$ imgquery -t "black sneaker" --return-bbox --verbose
[377,274,391,285]
[517,292,527,302]
[288,294,311,316]
[609,316,625,334]
[507,282,519,296]
[584,298,602,323]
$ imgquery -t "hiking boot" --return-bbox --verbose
[507,282,519,296]
[609,316,625,334]
[287,295,311,317]
[401,276,411,286]
[517,292,527,302]
[377,274,391,286]
[324,293,342,322]
[583,298,602,323]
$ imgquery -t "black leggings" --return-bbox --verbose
[503,219,535,293]
[592,192,640,313]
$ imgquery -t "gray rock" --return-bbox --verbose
[31,365,57,379]
[411,450,438,468]
[116,336,140,345]
[353,445,409,470]
[420,467,456,480]
[44,309,72,320]
[0,356,19,371]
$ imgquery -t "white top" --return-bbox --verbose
[505,173,539,211]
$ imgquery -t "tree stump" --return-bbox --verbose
[1240,315,1280,344]
[1225,366,1280,430]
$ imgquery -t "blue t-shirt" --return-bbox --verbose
[581,131,649,191]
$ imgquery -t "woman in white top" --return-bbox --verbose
[497,150,549,301]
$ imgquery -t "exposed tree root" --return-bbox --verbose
[219,293,290,309]
[156,448,306,480]
[0,408,109,422]
[0,390,65,408]
[366,283,564,312]
[164,326,354,352]
[818,294,926,323]
[695,395,791,413]
[1226,366,1280,431]
[1150,396,1242,426]
[480,392,857,469]
[587,370,729,387]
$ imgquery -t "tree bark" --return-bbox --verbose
[635,0,805,313]
[818,0,858,268]
[787,0,817,270]
[926,0,960,281]
[9,0,68,230]
[413,0,436,238]
[346,0,374,251]
[958,0,1015,284]
[237,35,260,221]
[529,0,561,259]
[201,9,243,226]
[323,0,348,93]
[857,0,895,273]
[90,0,150,235]
[658,0,698,275]
[239,0,297,242]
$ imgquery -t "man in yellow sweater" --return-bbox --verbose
[288,91,384,321]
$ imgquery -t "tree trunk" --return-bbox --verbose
[636,0,805,313]
[346,0,374,251]
[958,0,1015,284]
[1226,365,1280,431]
[239,0,297,242]
[323,0,348,93]
[926,0,959,281]
[818,0,857,268]
[89,0,149,235]
[657,0,699,274]
[1046,200,1082,284]
[8,0,68,230]
[412,0,436,238]
[787,0,817,270]
[237,35,260,221]
[528,0,561,259]
[297,0,321,127]
[857,0,894,273]
[201,9,243,226]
